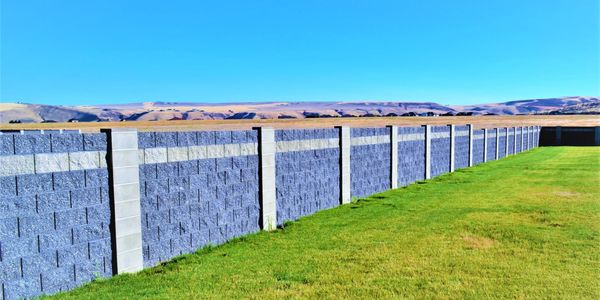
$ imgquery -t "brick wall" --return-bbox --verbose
[0,132,111,299]
[486,131,497,161]
[350,128,391,199]
[498,131,507,159]
[507,129,515,155]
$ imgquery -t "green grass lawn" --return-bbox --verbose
[50,147,600,299]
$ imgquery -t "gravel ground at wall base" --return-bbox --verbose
[47,147,599,299]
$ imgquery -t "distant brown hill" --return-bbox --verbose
[0,96,597,123]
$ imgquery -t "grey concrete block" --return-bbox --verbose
[0,176,17,197]
[69,151,101,171]
[37,192,71,212]
[0,134,14,155]
[14,134,51,154]
[51,133,84,153]
[53,171,86,191]
[83,133,107,151]
[17,173,53,196]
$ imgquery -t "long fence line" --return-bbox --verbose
[0,125,540,299]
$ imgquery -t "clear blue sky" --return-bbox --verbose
[1,0,598,106]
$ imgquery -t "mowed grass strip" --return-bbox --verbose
[49,147,600,299]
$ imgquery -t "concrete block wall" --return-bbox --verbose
[0,125,542,299]
[350,128,391,198]
[498,130,507,159]
[136,131,260,267]
[454,126,470,169]
[472,130,485,165]
[486,130,497,161]
[516,129,523,152]
[0,132,112,299]
[430,126,451,177]
[275,129,340,225]
[397,126,426,186]
[507,128,515,155]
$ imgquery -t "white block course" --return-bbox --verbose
[0,155,35,176]
[276,138,338,153]
[398,133,425,142]
[34,153,69,174]
[69,151,101,171]
[351,135,389,146]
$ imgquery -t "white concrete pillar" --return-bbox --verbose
[338,126,351,204]
[495,128,499,160]
[256,127,277,231]
[424,125,431,179]
[105,128,144,274]
[468,124,473,167]
[483,128,488,162]
[388,125,398,189]
[449,125,455,172]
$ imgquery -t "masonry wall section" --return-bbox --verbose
[350,128,391,198]
[136,131,260,267]
[397,127,425,187]
[0,132,112,299]
[0,124,543,299]
[454,126,470,169]
[275,129,340,226]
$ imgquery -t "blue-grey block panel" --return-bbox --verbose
[398,126,425,187]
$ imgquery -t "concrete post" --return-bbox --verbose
[483,128,488,162]
[468,124,474,167]
[495,128,499,160]
[105,128,144,274]
[388,125,398,189]
[504,128,509,156]
[256,127,277,231]
[529,126,534,149]
[338,126,351,204]
[525,126,529,150]
[595,127,600,146]
[449,124,455,172]
[424,125,431,179]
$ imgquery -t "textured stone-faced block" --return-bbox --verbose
[144,147,167,164]
[157,162,179,178]
[0,194,37,216]
[17,173,53,196]
[215,131,231,144]
[69,151,101,170]
[41,265,76,294]
[3,276,42,299]
[84,168,109,188]
[138,132,156,149]
[14,134,51,155]
[0,217,18,238]
[156,132,177,147]
[71,188,101,208]
[0,258,21,282]
[0,176,17,197]
[177,131,197,146]
[197,131,216,145]
[54,208,87,230]
[178,160,198,176]
[18,213,54,237]
[167,147,189,162]
[53,170,86,191]
[51,133,83,153]
[83,133,107,151]
[34,153,69,174]
[0,155,35,177]
[1,236,38,259]
[0,134,14,155]
[37,191,70,213]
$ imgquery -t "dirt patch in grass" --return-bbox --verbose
[462,235,496,249]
